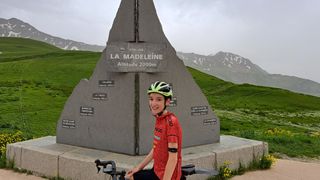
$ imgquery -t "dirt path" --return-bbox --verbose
[0,169,45,180]
[1,159,319,180]
[232,159,320,180]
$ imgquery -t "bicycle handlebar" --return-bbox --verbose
[95,159,126,180]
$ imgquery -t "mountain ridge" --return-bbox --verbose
[1,17,319,97]
[177,51,320,97]
[0,18,104,52]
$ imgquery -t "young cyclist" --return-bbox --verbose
[125,81,183,180]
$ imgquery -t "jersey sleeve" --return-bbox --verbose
[166,116,179,143]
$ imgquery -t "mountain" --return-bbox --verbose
[0,18,104,52]
[178,51,320,97]
[1,17,319,97]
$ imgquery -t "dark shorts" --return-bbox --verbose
[133,169,186,180]
[133,169,159,180]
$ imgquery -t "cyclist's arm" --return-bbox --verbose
[136,148,154,170]
[126,149,154,179]
[163,143,178,180]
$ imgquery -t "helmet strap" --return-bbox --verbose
[157,111,163,116]
[157,104,167,116]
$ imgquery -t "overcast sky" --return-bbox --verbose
[1,0,320,83]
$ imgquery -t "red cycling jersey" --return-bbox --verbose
[153,112,182,180]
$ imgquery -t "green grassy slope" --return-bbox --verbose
[190,68,320,157]
[190,68,320,111]
[0,37,61,62]
[0,38,100,137]
[0,38,319,157]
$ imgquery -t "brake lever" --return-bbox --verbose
[96,166,101,173]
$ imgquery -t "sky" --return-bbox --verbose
[1,0,320,83]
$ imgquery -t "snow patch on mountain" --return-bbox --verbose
[193,60,198,64]
[8,31,20,37]
[71,46,79,50]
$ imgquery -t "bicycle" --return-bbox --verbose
[95,159,219,180]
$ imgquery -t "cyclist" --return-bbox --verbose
[126,81,183,180]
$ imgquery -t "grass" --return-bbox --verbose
[0,37,320,158]
[190,68,320,157]
[214,109,320,157]
[0,37,61,62]
[189,68,320,112]
[0,38,100,137]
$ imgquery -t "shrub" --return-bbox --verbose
[259,154,276,169]
[264,128,293,137]
[0,131,24,168]
[0,131,24,157]
[310,131,320,138]
[221,161,232,179]
[209,161,232,180]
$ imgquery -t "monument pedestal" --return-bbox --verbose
[7,136,268,180]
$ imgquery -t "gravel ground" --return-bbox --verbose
[1,159,319,180]
[232,159,320,180]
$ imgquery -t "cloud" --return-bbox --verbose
[0,0,320,83]
[155,0,320,82]
[0,0,120,45]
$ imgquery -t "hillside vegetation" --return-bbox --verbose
[0,37,61,62]
[0,37,319,158]
[190,68,320,157]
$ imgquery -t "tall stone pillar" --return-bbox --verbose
[56,0,220,155]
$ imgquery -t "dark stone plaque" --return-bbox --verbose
[99,80,115,87]
[106,42,167,72]
[203,118,217,126]
[62,119,76,129]
[191,106,209,116]
[168,97,177,107]
[92,93,108,100]
[80,106,94,116]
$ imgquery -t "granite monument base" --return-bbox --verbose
[6,136,268,180]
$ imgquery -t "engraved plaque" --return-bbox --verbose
[80,106,94,116]
[93,93,108,100]
[62,119,76,129]
[106,42,167,72]
[99,80,115,87]
[191,106,209,116]
[203,118,217,126]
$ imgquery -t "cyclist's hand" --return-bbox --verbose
[125,167,140,179]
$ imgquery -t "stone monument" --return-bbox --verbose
[6,2,267,179]
[56,0,220,155]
